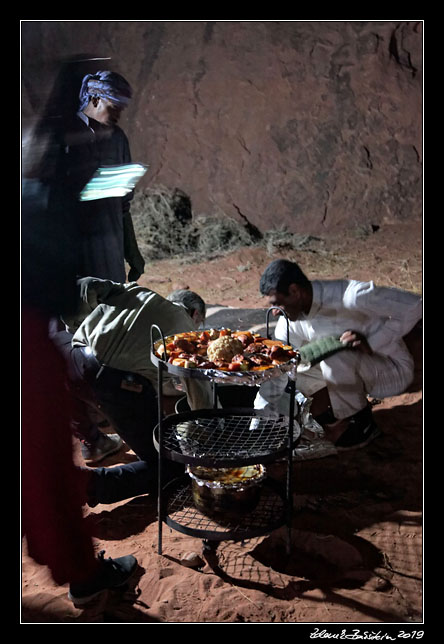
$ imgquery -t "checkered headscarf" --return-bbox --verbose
[79,71,132,111]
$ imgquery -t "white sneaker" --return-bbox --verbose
[81,433,123,464]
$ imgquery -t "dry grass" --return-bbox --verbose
[131,186,254,261]
[132,186,422,297]
[132,186,333,264]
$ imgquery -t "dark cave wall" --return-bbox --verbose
[21,20,422,234]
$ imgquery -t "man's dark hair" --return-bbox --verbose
[259,259,310,295]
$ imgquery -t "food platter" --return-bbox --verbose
[151,327,300,384]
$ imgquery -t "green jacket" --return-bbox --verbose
[64,277,212,409]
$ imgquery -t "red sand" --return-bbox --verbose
[21,221,423,624]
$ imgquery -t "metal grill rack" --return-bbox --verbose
[163,476,286,541]
[152,307,299,555]
[153,408,292,466]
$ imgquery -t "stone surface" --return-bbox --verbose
[21,20,423,234]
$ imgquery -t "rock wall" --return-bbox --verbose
[21,20,423,234]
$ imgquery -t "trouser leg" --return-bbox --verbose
[256,347,414,421]
[69,395,103,443]
[319,347,414,419]
[79,460,155,506]
[64,346,155,459]
[317,352,368,419]
[75,365,186,505]
[79,459,184,506]
[295,363,327,399]
[22,310,98,585]
[92,368,159,464]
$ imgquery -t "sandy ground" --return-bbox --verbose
[21,219,423,625]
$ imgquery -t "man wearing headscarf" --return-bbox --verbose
[42,70,146,463]
[51,70,145,284]
[22,65,140,606]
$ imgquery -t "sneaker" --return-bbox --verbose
[314,408,337,426]
[68,550,138,606]
[334,406,381,451]
[81,433,123,464]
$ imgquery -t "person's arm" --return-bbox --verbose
[62,277,124,333]
[339,329,373,354]
[123,204,145,281]
[120,133,145,281]
[343,281,422,354]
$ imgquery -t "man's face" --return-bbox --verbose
[265,284,307,321]
[106,101,124,125]
[93,98,124,126]
[191,309,206,329]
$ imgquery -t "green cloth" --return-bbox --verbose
[298,335,349,365]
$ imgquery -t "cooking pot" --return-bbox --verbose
[187,464,266,522]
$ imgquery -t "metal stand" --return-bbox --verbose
[151,310,299,557]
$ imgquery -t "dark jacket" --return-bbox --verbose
[49,114,145,283]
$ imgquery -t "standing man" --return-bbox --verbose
[52,69,145,284]
[22,70,140,604]
[46,70,147,461]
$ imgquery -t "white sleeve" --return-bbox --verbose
[180,378,214,410]
[275,315,308,349]
[254,373,289,413]
[344,281,422,353]
[254,315,308,413]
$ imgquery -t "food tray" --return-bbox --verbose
[153,407,300,466]
[150,325,300,386]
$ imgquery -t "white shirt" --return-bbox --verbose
[274,279,421,354]
[255,279,422,412]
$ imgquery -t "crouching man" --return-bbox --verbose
[51,277,211,505]
[254,259,422,450]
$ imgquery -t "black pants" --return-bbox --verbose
[50,325,183,505]
[76,352,159,463]
[82,459,157,507]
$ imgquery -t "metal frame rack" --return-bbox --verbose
[151,308,300,556]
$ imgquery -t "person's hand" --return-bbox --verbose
[128,267,142,282]
[340,330,373,355]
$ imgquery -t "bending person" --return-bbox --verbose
[51,277,210,505]
[255,259,422,450]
